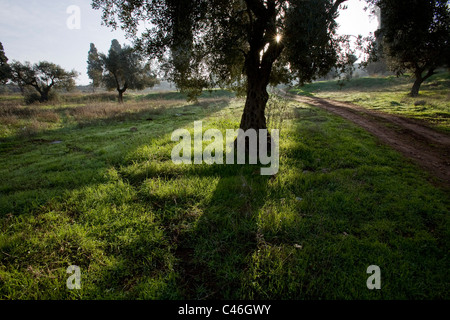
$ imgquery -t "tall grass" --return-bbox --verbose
[0,99,184,138]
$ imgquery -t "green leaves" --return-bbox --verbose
[99,39,159,100]
[91,1,354,97]
[9,61,78,103]
[371,0,450,94]
[87,43,103,90]
[0,42,11,85]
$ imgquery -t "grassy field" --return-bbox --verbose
[289,72,450,133]
[0,87,449,299]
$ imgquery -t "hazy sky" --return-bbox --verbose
[0,0,379,85]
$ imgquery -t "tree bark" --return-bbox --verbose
[34,85,49,103]
[118,89,125,103]
[237,40,277,154]
[410,77,423,97]
[410,68,435,97]
[240,74,269,132]
[239,0,282,132]
[235,0,283,156]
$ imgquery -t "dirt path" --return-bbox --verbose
[287,94,450,188]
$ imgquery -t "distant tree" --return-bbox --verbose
[368,0,450,96]
[87,43,103,92]
[366,60,389,76]
[100,39,159,103]
[10,61,79,102]
[0,42,11,84]
[92,0,354,135]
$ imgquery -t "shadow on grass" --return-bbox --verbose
[78,161,271,299]
[173,165,271,299]
[0,99,233,217]
[115,149,272,299]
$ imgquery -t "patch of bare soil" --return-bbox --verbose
[288,94,450,188]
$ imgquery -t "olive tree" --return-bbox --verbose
[9,61,78,103]
[100,39,159,103]
[92,0,353,132]
[367,0,450,96]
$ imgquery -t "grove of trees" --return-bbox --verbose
[1,0,449,108]
[91,0,355,136]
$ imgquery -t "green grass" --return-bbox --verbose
[290,72,450,133]
[0,91,449,299]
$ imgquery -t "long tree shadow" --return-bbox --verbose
[171,164,271,299]
[77,161,271,299]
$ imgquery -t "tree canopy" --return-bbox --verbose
[99,39,159,103]
[0,42,11,85]
[9,61,78,102]
[87,43,104,92]
[367,0,450,96]
[92,0,353,131]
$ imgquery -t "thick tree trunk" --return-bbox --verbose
[240,76,269,131]
[410,68,435,97]
[39,89,50,103]
[118,89,125,103]
[410,77,423,97]
[236,68,272,155]
[235,0,282,155]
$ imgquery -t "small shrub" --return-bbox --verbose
[24,90,60,105]
[24,92,42,105]
[414,100,427,106]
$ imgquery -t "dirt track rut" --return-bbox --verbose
[288,94,450,188]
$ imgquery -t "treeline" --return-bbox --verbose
[1,0,449,107]
[0,40,159,104]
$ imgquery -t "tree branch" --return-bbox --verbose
[246,5,254,33]
[422,68,436,82]
[31,82,42,95]
[48,78,55,90]
[261,42,284,75]
[332,0,349,14]
[245,0,267,18]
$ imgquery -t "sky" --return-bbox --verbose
[0,0,379,86]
